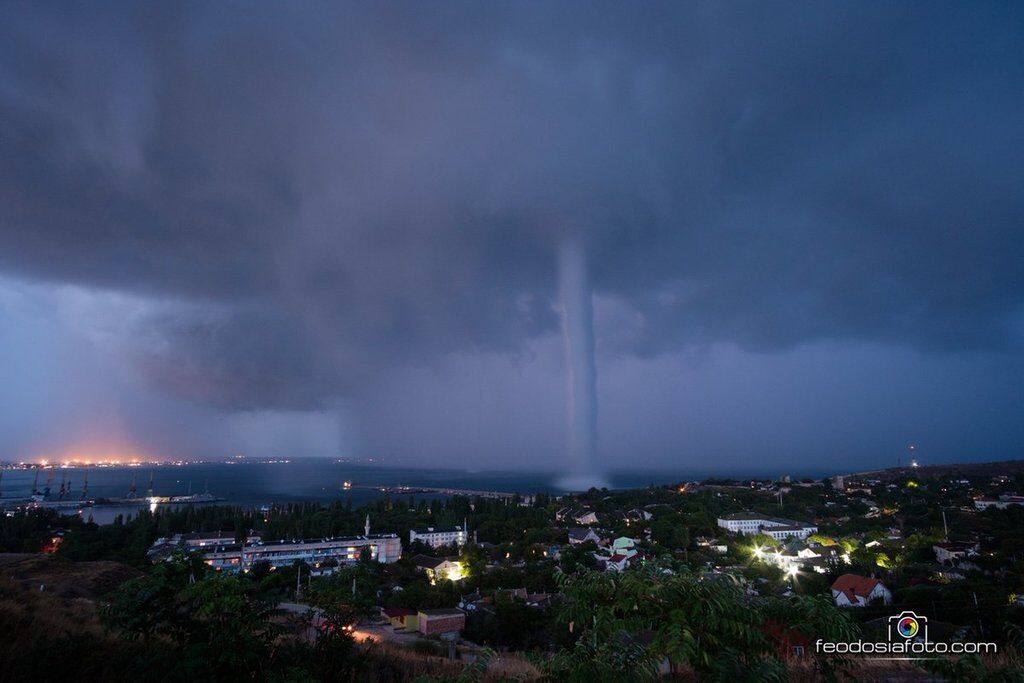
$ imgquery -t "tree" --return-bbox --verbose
[650,518,689,549]
[554,567,773,678]
[307,563,380,618]
[459,542,487,579]
[762,595,861,681]
[549,564,861,680]
[102,553,283,680]
[101,550,206,643]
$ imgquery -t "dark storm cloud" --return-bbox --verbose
[1,1,1022,412]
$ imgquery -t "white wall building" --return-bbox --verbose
[153,533,402,574]
[974,496,1024,510]
[717,512,817,539]
[410,524,472,548]
[933,541,980,564]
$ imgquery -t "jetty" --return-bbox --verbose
[351,484,520,501]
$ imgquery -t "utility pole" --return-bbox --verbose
[973,592,984,637]
[295,564,302,600]
[942,510,949,542]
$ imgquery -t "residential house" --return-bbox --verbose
[831,574,892,607]
[574,510,599,525]
[695,537,728,554]
[624,508,653,524]
[380,607,418,631]
[611,537,640,556]
[601,553,631,572]
[567,527,601,545]
[412,555,464,583]
[933,541,980,564]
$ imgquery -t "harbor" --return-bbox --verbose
[0,467,223,519]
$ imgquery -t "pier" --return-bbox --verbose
[351,484,520,501]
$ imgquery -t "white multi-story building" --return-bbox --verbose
[207,534,401,573]
[150,531,401,575]
[410,524,472,548]
[974,496,1024,510]
[717,512,817,540]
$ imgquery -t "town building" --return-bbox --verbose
[611,536,639,554]
[409,523,472,548]
[412,554,464,583]
[458,590,493,612]
[933,541,980,564]
[381,607,419,631]
[150,533,402,574]
[756,542,846,574]
[717,512,818,539]
[417,608,466,636]
[602,553,631,571]
[830,574,892,607]
[624,508,653,523]
[567,527,601,545]
[695,537,728,554]
[180,531,251,548]
[555,506,600,525]
[574,510,599,525]
[974,496,1024,510]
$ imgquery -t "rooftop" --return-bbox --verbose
[831,573,883,601]
[720,512,804,526]
[418,608,465,617]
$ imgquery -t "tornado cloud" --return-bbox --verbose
[557,238,606,490]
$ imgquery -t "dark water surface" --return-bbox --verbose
[0,459,827,524]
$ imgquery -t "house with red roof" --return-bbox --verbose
[604,553,631,571]
[830,573,892,607]
[763,620,813,658]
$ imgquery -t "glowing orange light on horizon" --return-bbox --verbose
[28,445,160,466]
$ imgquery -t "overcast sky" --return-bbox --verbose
[1,2,1022,474]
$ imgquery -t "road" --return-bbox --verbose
[277,602,421,645]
